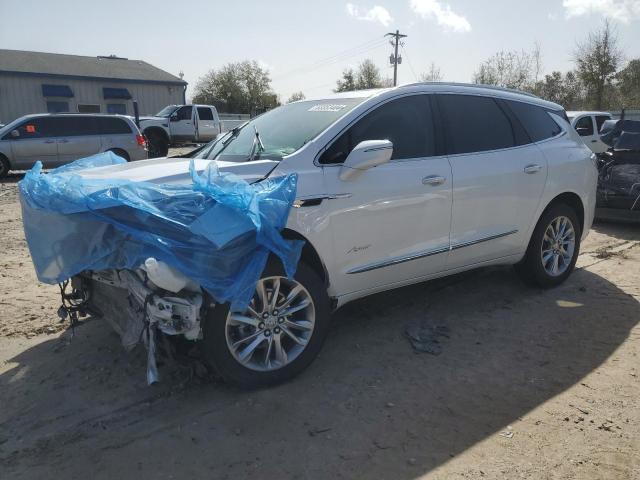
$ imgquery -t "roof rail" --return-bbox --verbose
[400,82,539,99]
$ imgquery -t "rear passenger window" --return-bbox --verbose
[507,101,562,142]
[595,115,610,133]
[320,95,435,164]
[50,117,92,136]
[438,95,516,155]
[197,107,214,120]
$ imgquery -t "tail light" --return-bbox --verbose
[136,134,147,149]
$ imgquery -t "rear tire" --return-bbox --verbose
[145,130,169,158]
[201,259,331,389]
[108,148,130,162]
[515,203,581,288]
[0,155,10,179]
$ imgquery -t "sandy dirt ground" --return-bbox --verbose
[1,165,639,479]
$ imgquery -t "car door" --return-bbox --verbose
[574,115,608,153]
[195,106,219,142]
[54,116,102,164]
[593,114,612,152]
[169,106,194,141]
[8,117,59,168]
[437,94,548,270]
[319,94,452,296]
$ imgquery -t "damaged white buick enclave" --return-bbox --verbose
[21,83,597,388]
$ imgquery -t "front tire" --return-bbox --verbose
[515,203,581,288]
[202,260,331,388]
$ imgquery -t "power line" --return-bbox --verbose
[272,37,388,80]
[400,45,419,82]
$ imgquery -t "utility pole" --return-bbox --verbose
[385,29,407,86]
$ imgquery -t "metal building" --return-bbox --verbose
[0,49,187,124]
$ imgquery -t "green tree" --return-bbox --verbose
[334,59,384,92]
[287,91,306,103]
[335,68,357,92]
[574,20,622,110]
[355,59,382,89]
[192,60,278,114]
[616,59,640,108]
[535,71,584,109]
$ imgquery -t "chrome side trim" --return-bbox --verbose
[450,229,518,250]
[346,229,518,274]
[346,246,450,274]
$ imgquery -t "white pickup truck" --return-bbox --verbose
[139,105,222,157]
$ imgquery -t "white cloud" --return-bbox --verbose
[409,0,471,32]
[562,0,640,23]
[345,3,393,27]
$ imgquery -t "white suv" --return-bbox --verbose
[81,83,597,387]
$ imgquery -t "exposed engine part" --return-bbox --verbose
[57,278,91,336]
[79,264,207,384]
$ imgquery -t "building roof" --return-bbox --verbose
[0,49,187,85]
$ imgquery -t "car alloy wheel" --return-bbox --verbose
[224,276,315,372]
[540,215,576,277]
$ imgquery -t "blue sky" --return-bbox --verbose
[1,0,639,102]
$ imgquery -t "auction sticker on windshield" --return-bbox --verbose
[308,104,348,112]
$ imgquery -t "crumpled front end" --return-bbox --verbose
[19,151,302,382]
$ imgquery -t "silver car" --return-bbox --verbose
[0,113,148,178]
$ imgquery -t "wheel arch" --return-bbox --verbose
[281,228,330,289]
[541,192,585,235]
[143,126,169,143]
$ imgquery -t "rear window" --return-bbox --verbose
[506,101,562,142]
[94,117,132,134]
[438,94,517,155]
[197,107,214,120]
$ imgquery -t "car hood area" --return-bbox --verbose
[76,156,280,184]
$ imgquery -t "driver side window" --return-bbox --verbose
[175,106,193,121]
[320,95,435,164]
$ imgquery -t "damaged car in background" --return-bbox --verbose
[595,119,640,222]
[20,83,597,388]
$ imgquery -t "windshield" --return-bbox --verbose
[155,105,179,117]
[194,98,366,162]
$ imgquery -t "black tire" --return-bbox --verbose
[515,203,581,288]
[0,155,10,179]
[145,130,169,158]
[202,260,331,389]
[108,148,130,162]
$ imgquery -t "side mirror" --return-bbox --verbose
[339,140,393,181]
[170,114,179,122]
[576,127,592,137]
[10,129,19,138]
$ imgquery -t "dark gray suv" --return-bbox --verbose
[0,113,148,178]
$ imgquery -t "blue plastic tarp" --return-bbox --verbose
[19,152,302,309]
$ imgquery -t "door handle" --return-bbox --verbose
[422,175,446,186]
[44,139,55,144]
[591,139,598,143]
[58,139,69,144]
[524,164,542,174]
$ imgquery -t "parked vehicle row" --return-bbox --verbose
[74,83,597,387]
[595,119,640,222]
[0,114,147,178]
